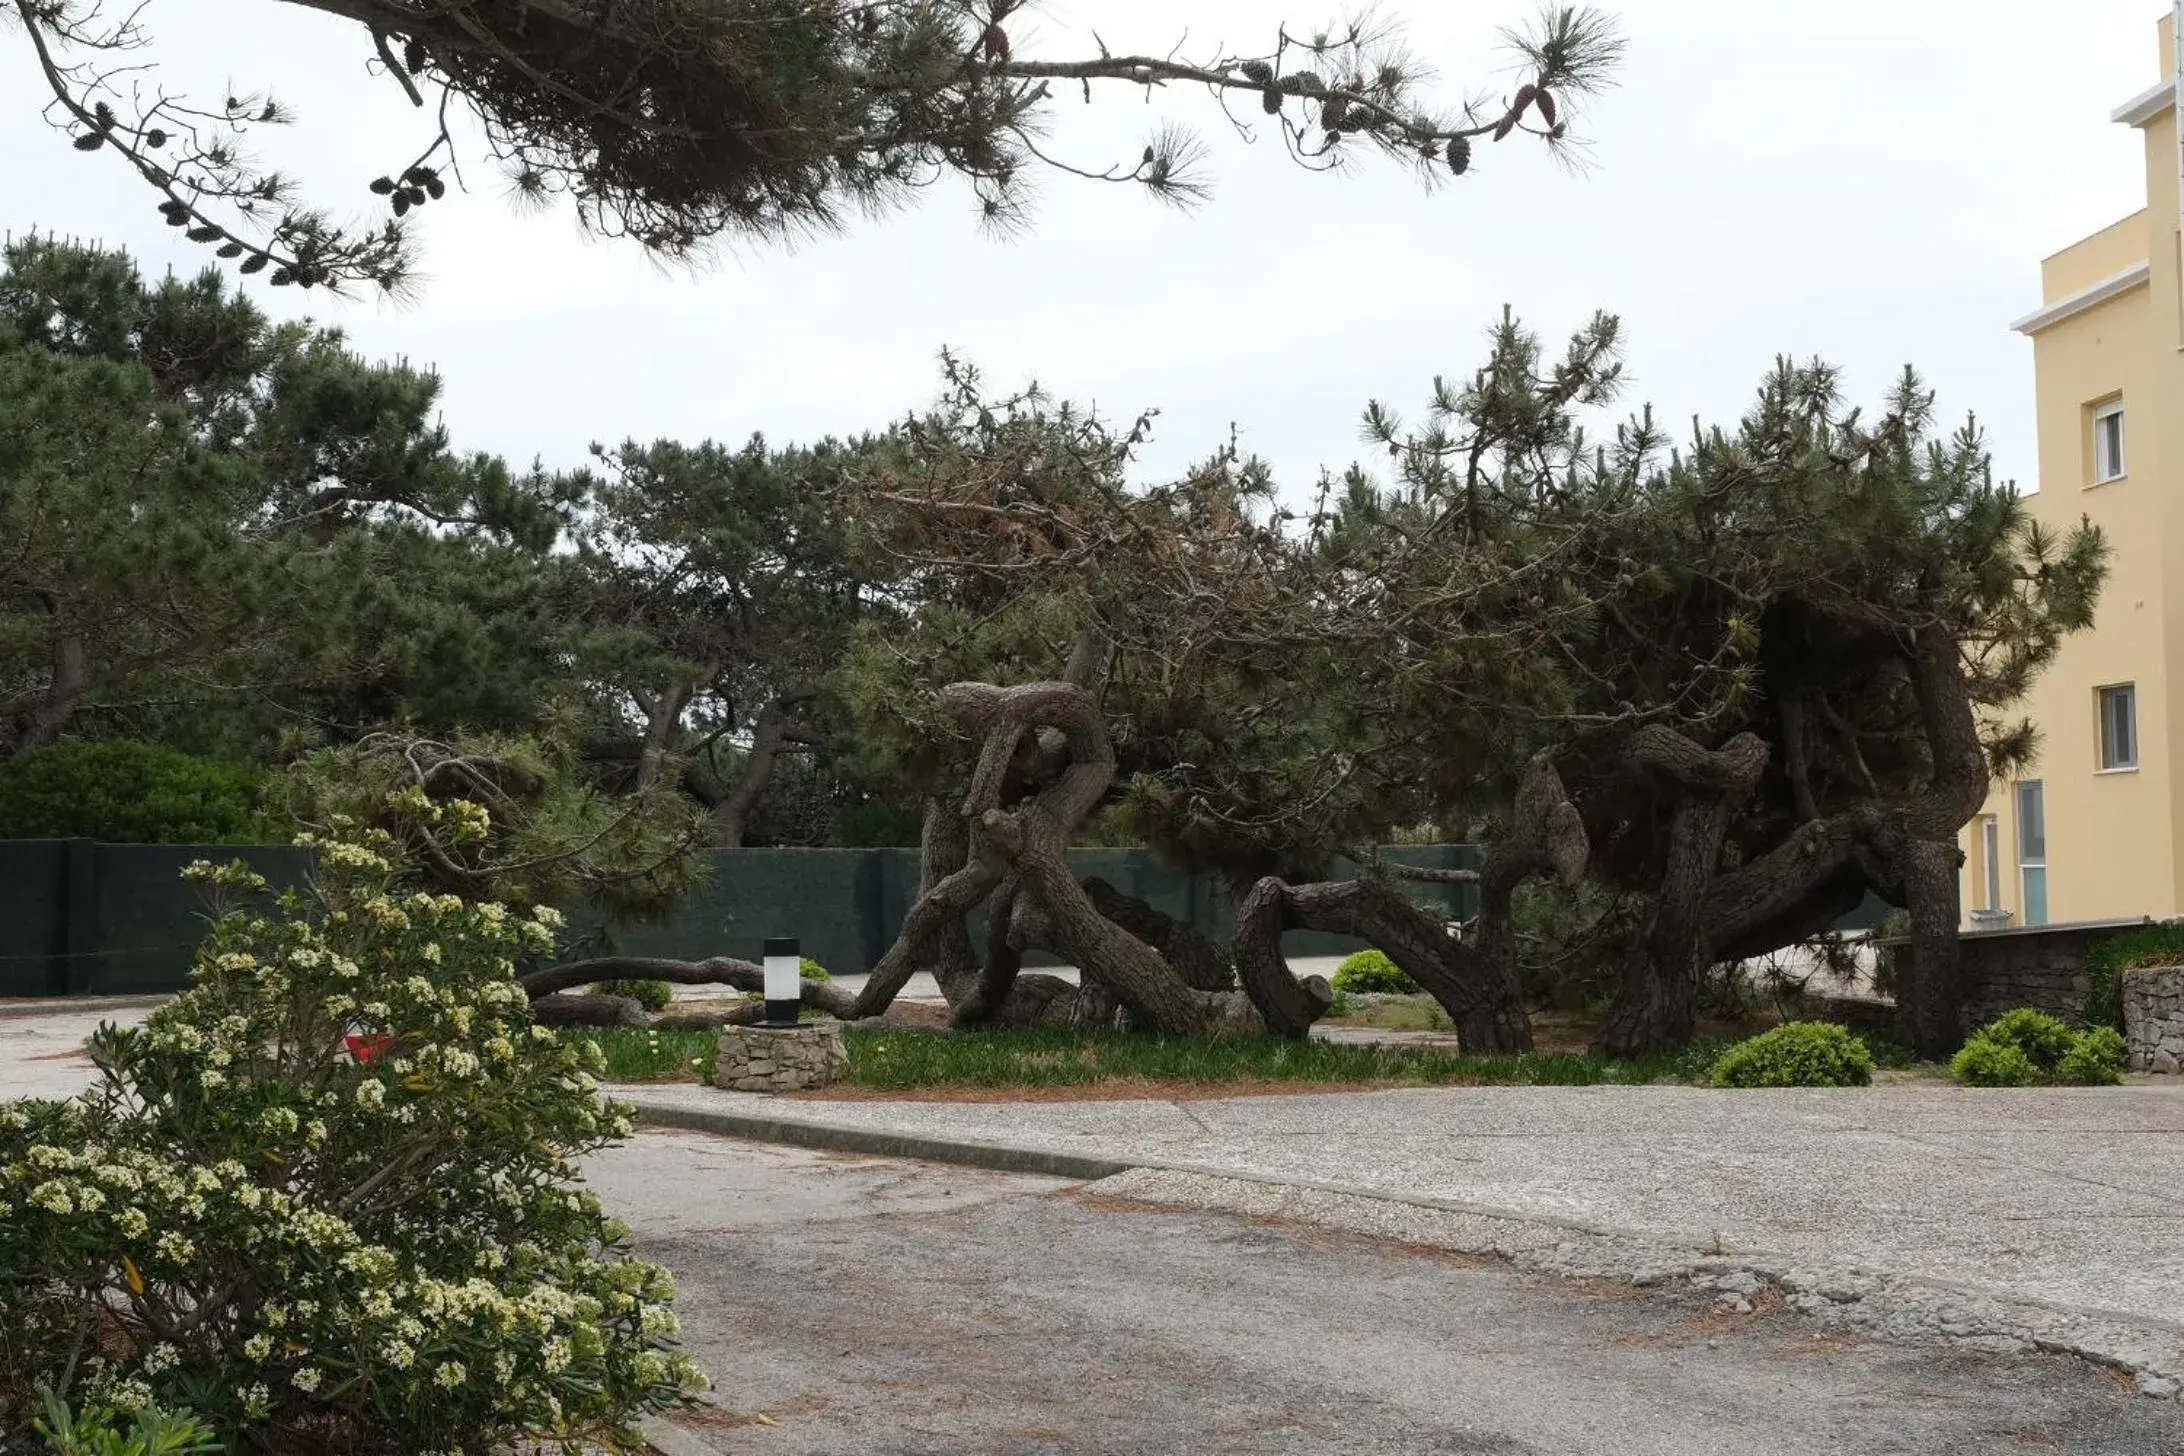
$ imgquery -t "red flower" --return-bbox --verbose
[345,1033,393,1064]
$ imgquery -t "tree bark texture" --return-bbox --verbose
[1599,730,1769,1056]
[1897,838,1965,1059]
[528,992,649,1028]
[1080,878,1234,992]
[851,680,1220,1035]
[1248,876,1527,1052]
[521,954,861,1019]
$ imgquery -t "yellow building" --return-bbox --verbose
[1961,10,2183,928]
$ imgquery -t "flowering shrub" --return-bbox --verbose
[0,808,705,1452]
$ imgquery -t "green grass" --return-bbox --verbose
[566,1022,1926,1094]
[1324,994,1456,1033]
[841,1026,1734,1091]
[565,1027,722,1083]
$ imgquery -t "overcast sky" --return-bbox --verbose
[3,0,2168,498]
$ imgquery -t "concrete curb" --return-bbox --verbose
[0,995,171,1019]
[630,1098,1135,1183]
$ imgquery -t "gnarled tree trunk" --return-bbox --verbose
[1599,729,1768,1055]
[1081,878,1234,992]
[521,954,861,1019]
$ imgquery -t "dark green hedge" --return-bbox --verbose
[0,740,270,844]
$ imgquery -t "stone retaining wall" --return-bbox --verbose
[1876,918,2157,1048]
[713,1023,849,1093]
[2122,965,2184,1075]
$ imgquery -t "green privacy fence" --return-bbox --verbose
[0,840,1483,999]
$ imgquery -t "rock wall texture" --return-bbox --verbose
[714,1023,849,1092]
[2121,965,2184,1075]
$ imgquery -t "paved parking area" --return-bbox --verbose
[589,1131,2184,1455]
[623,1078,2184,1366]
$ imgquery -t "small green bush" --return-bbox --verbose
[1331,949,1418,996]
[1950,1035,2041,1087]
[2085,921,2184,1030]
[590,978,673,1011]
[1708,1022,1874,1088]
[2058,1026,2128,1086]
[0,740,268,844]
[1977,1008,2076,1074]
[31,1386,220,1454]
[800,958,831,982]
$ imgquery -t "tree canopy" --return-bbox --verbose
[9,0,1621,292]
[827,319,2104,1053]
[0,234,576,763]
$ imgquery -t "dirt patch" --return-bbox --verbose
[673,1392,830,1429]
[792,1076,1410,1103]
[1770,1329,1863,1359]
[26,1047,92,1062]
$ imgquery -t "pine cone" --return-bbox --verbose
[185,225,223,243]
[1493,114,1517,142]
[1320,96,1348,131]
[1284,69,1325,96]
[370,176,396,195]
[238,253,270,274]
[1536,89,1558,127]
[72,133,104,151]
[404,37,427,74]
[1239,59,1274,84]
[1514,83,1540,113]
[1260,87,1283,115]
[216,242,245,258]
[1447,136,1472,175]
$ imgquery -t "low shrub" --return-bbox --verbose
[0,740,268,844]
[1950,1008,2127,1088]
[28,1387,220,1455]
[2057,1026,2128,1086]
[0,806,704,1447]
[1331,949,1418,996]
[1976,1008,2076,1074]
[800,958,832,982]
[1708,1021,1874,1088]
[2085,922,2184,1030]
[590,978,674,1011]
[1950,1035,2040,1087]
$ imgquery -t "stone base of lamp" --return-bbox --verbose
[713,1023,848,1093]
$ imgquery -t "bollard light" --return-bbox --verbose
[762,937,801,1027]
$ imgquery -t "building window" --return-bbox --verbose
[2016,780,2048,926]
[1980,816,2001,911]
[2098,684,2137,770]
[2093,399,2126,483]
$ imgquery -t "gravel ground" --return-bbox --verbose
[585,1131,2184,1456]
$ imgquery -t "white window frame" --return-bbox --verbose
[2093,399,2126,484]
[1980,816,2001,911]
[2098,683,2138,771]
[2016,780,2048,927]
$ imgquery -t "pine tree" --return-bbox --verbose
[10,1,1621,292]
